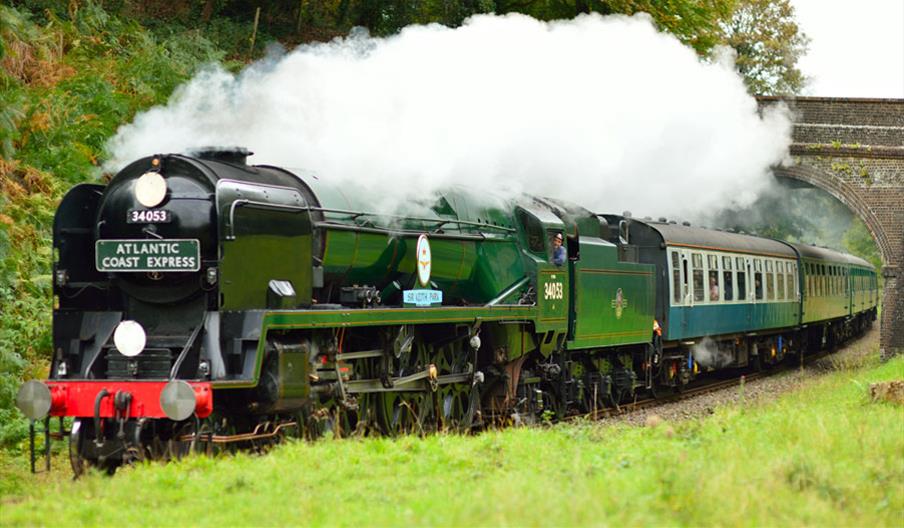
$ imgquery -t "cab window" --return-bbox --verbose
[516,209,545,253]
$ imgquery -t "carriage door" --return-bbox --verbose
[746,257,755,324]
[680,249,693,332]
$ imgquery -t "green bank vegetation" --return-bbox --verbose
[3,346,902,526]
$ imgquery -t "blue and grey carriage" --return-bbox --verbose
[603,215,878,387]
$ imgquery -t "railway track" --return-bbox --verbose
[568,346,838,424]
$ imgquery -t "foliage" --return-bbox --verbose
[10,0,809,96]
[711,186,883,270]
[3,347,902,525]
[0,1,250,447]
[844,220,883,270]
[492,0,735,56]
[719,0,809,95]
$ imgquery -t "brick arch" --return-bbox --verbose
[757,96,903,360]
[773,165,893,266]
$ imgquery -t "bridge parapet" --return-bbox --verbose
[759,96,904,127]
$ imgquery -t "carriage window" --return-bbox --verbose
[723,256,734,300]
[754,259,763,300]
[692,253,704,302]
[777,271,785,300]
[814,264,820,296]
[785,263,794,299]
[791,267,798,298]
[806,264,812,296]
[671,251,682,303]
[821,265,827,296]
[707,255,719,302]
[766,268,775,300]
[722,268,734,301]
[736,258,747,300]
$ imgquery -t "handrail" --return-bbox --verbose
[170,311,207,379]
[314,221,490,241]
[485,276,531,307]
[313,207,516,233]
[225,200,517,240]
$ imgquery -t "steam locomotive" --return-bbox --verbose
[16,148,878,474]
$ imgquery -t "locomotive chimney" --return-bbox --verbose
[194,146,253,165]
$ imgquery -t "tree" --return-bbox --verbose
[494,0,735,56]
[720,0,809,95]
[843,219,882,270]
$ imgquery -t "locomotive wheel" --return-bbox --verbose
[69,418,88,477]
[166,420,197,460]
[69,418,119,477]
[439,384,471,431]
[583,381,609,413]
[377,392,416,435]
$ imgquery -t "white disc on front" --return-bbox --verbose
[416,234,432,287]
[160,381,196,421]
[134,172,167,207]
[114,320,146,357]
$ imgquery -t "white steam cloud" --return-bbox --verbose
[692,337,735,369]
[105,13,792,218]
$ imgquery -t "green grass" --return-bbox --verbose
[2,353,902,526]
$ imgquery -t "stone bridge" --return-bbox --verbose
[757,96,904,359]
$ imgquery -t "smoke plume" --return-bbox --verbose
[692,337,734,369]
[105,13,792,218]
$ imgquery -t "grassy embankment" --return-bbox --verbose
[2,343,902,526]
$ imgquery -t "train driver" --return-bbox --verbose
[551,232,566,266]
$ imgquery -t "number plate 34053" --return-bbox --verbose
[127,209,171,223]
